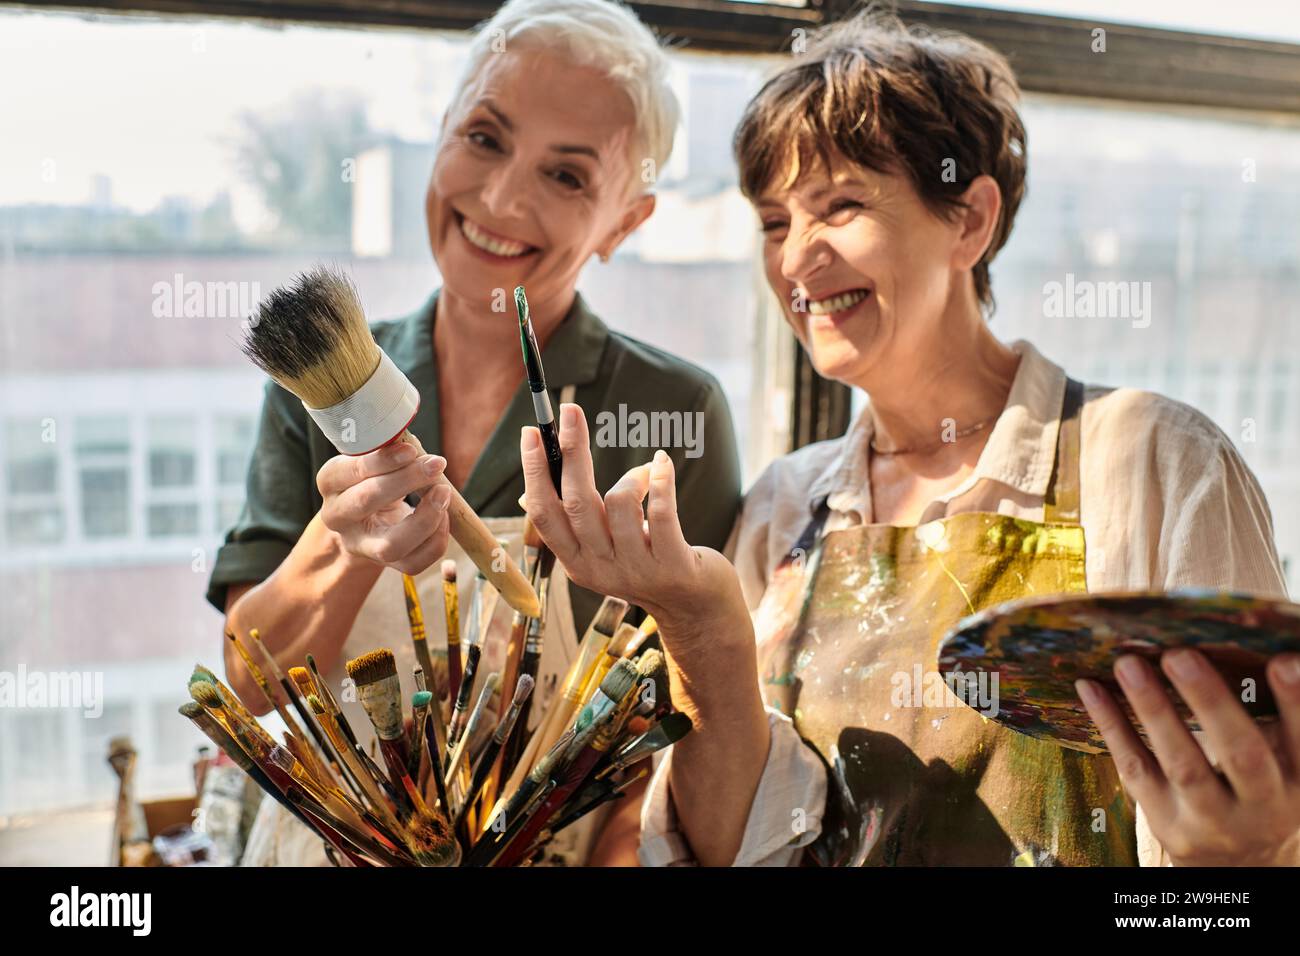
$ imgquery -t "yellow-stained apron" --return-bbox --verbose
[754,379,1137,866]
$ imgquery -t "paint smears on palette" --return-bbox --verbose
[937,590,1300,754]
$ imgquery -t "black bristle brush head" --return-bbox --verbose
[240,266,380,410]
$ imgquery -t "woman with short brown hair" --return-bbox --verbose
[520,10,1299,866]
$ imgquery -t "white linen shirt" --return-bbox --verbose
[640,339,1290,867]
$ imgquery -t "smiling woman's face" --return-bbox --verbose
[427,46,645,315]
[756,157,968,387]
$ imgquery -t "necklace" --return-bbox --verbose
[869,415,997,457]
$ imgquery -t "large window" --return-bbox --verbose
[0,2,1296,858]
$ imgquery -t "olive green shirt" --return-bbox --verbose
[205,289,743,637]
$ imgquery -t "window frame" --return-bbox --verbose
[31,1,1297,117]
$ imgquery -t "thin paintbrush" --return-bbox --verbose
[500,586,551,783]
[441,560,462,706]
[306,653,359,747]
[485,606,531,808]
[423,711,451,815]
[467,725,579,866]
[408,689,432,780]
[447,575,490,748]
[453,675,533,832]
[179,700,317,831]
[444,673,500,792]
[515,285,563,490]
[401,573,439,713]
[268,747,413,866]
[223,629,288,720]
[405,588,450,780]
[413,665,448,782]
[240,266,538,617]
[523,596,628,777]
[596,711,694,779]
[289,665,368,805]
[248,629,337,780]
[533,766,649,849]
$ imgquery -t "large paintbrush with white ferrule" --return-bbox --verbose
[240,267,539,618]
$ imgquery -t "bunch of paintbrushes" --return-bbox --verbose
[181,560,689,866]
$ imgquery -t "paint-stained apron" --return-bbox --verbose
[243,386,611,866]
[754,379,1137,866]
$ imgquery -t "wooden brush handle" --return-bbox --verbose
[397,430,540,618]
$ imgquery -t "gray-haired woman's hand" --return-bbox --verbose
[316,442,452,575]
[521,402,770,866]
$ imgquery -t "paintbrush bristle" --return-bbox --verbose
[590,596,629,639]
[608,623,640,658]
[512,674,535,707]
[624,715,650,737]
[599,658,638,703]
[412,690,433,708]
[346,648,397,687]
[178,702,203,720]
[240,266,380,410]
[305,693,326,715]
[405,811,458,867]
[440,559,457,582]
[656,712,693,744]
[190,680,224,708]
[288,666,314,697]
[636,648,665,678]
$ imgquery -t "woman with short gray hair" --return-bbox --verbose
[208,0,741,866]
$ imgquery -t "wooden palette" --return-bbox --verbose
[937,590,1300,753]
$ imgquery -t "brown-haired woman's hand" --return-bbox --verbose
[519,403,750,648]
[1077,651,1300,866]
[523,403,771,866]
